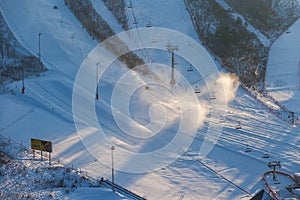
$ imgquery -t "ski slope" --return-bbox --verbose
[266,17,300,114]
[0,0,300,199]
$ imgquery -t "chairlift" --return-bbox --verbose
[228,110,233,114]
[235,121,242,129]
[128,2,133,8]
[263,151,270,158]
[145,21,152,28]
[210,92,216,100]
[133,18,138,25]
[219,118,226,123]
[245,145,252,152]
[187,65,193,72]
[194,86,200,94]
[274,180,281,184]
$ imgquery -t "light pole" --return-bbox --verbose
[111,145,115,192]
[166,43,178,86]
[268,161,281,183]
[96,62,99,100]
[21,65,25,94]
[38,33,42,64]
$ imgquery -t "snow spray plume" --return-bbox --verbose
[198,73,239,158]
[215,73,239,104]
[72,27,232,173]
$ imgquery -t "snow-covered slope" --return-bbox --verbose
[0,0,300,200]
[0,0,97,78]
[266,18,300,114]
[90,0,124,34]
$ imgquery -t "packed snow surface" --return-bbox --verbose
[0,0,299,199]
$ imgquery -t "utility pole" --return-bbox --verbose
[166,43,178,86]
[111,145,115,192]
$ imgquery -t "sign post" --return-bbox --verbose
[31,138,52,165]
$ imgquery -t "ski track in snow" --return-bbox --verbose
[0,0,300,199]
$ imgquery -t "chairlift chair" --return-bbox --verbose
[210,92,216,100]
[133,19,138,25]
[187,66,193,72]
[194,86,200,94]
[128,2,133,8]
[274,180,281,184]
[145,21,152,27]
[219,118,226,123]
[245,145,252,152]
[235,122,242,129]
[263,151,270,158]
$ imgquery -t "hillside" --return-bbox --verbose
[185,0,300,87]
[0,136,127,199]
[0,11,45,93]
[0,0,300,200]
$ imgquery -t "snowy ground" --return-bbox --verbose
[266,17,300,114]
[0,136,125,200]
[0,0,300,200]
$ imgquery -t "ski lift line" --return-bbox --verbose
[194,126,291,187]
[0,0,135,138]
[205,131,272,160]
[198,160,250,195]
[124,22,149,62]
[174,0,194,39]
[133,27,153,63]
[222,119,300,153]
[0,108,35,133]
[126,0,153,63]
[148,124,251,196]
[197,116,299,177]
[32,81,134,144]
[102,180,146,200]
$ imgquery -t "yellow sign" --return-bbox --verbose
[31,138,52,153]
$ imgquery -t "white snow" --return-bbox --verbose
[90,0,124,34]
[266,18,300,114]
[0,0,300,199]
[68,188,127,200]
